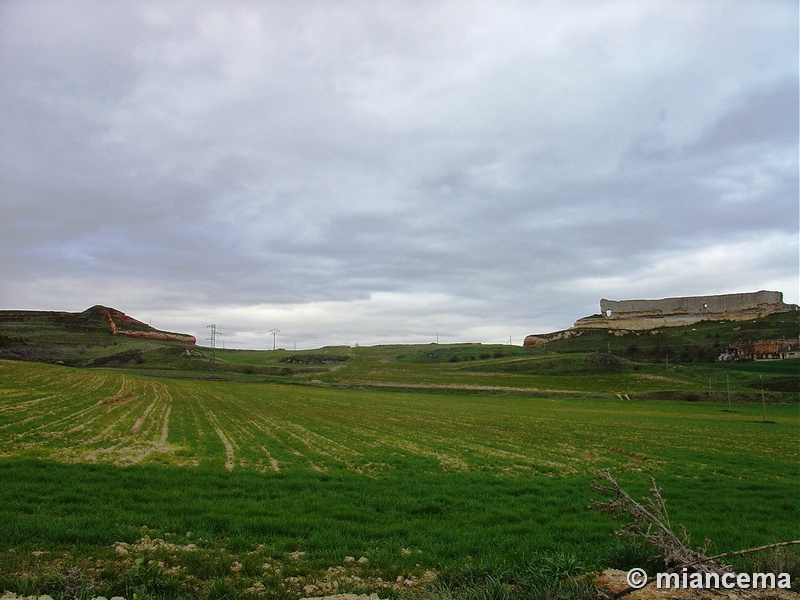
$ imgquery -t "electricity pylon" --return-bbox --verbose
[269,328,280,351]
[207,324,219,373]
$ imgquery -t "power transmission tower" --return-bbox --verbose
[269,328,280,351]
[207,324,218,373]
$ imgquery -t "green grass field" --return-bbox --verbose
[0,355,797,599]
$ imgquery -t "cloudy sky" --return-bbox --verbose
[1,1,797,349]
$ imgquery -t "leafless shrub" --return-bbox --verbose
[590,469,729,575]
[590,469,799,598]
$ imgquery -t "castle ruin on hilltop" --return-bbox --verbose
[571,290,797,330]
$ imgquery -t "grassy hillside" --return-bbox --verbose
[531,311,799,362]
[5,306,796,402]
[0,306,196,367]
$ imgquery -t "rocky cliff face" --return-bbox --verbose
[100,307,196,344]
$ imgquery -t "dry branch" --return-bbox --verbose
[590,470,800,599]
[589,468,728,574]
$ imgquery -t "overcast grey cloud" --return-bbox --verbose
[1,1,797,349]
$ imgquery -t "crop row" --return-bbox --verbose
[0,360,796,484]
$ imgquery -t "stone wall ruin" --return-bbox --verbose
[572,290,797,330]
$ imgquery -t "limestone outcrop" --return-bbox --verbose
[572,290,797,330]
[101,307,196,344]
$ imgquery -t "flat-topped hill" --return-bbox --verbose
[0,305,195,365]
[0,305,195,343]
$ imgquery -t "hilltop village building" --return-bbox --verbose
[719,338,800,362]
